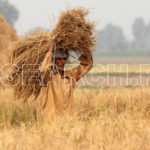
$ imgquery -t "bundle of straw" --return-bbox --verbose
[10,32,52,101]
[10,8,96,101]
[52,8,95,53]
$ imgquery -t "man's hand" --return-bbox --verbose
[78,51,93,65]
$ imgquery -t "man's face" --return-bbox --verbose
[55,58,67,71]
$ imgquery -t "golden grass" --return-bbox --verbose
[0,87,150,150]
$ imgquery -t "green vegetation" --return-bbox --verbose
[94,50,150,57]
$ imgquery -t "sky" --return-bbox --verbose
[11,0,150,40]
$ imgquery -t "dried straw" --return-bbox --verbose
[10,32,52,101]
[52,8,95,53]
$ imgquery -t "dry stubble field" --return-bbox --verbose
[0,58,150,150]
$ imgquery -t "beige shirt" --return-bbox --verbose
[39,49,93,123]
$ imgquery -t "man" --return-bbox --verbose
[39,44,93,123]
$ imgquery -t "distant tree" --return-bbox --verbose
[0,0,19,26]
[132,18,150,51]
[132,18,147,40]
[97,24,128,51]
[96,18,150,52]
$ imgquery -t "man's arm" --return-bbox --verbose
[66,51,93,81]
[39,45,53,84]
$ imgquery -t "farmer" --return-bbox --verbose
[39,44,93,123]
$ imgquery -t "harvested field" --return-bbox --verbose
[0,87,150,150]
